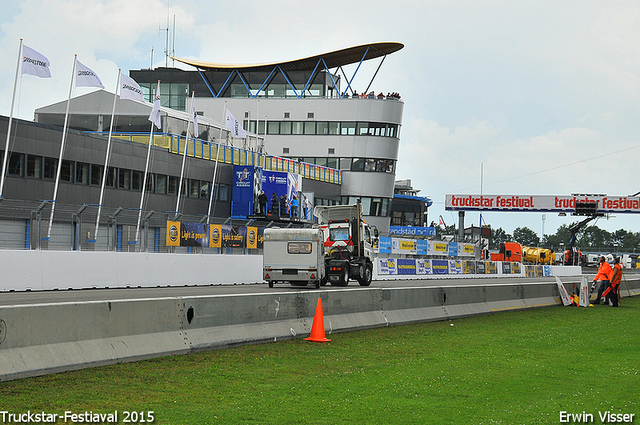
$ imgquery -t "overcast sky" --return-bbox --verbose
[2,0,640,240]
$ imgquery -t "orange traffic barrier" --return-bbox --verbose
[304,298,331,343]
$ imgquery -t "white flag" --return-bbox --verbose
[148,84,162,129]
[120,73,144,101]
[75,60,104,88]
[21,45,51,78]
[191,93,199,138]
[225,109,247,138]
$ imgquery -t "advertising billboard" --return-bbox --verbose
[165,221,209,247]
[445,194,640,213]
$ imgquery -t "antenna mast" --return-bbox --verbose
[160,0,170,67]
[172,14,176,67]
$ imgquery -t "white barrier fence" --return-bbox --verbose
[0,250,582,292]
[0,250,264,291]
[375,257,581,279]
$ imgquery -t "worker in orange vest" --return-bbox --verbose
[603,257,623,307]
[591,256,611,304]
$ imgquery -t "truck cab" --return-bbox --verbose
[315,203,376,286]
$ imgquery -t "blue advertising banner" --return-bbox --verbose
[261,170,300,217]
[417,259,432,274]
[180,222,209,247]
[262,170,288,215]
[378,258,397,275]
[397,259,417,275]
[232,165,256,217]
[389,226,436,237]
[432,259,449,275]
[378,236,392,254]
[221,225,246,248]
[417,239,429,255]
[448,242,459,257]
[449,260,462,274]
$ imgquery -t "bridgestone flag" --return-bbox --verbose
[148,84,162,129]
[120,73,144,101]
[21,45,51,78]
[225,109,247,138]
[75,60,104,88]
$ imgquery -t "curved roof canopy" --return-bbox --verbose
[171,42,404,72]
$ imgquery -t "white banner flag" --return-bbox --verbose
[225,109,247,138]
[120,73,144,101]
[191,93,199,138]
[148,84,162,129]
[75,60,104,88]
[22,45,51,78]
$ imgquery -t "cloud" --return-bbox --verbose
[1,0,640,236]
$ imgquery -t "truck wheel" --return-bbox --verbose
[340,265,350,286]
[359,263,373,286]
[268,281,274,288]
[315,280,320,289]
[320,276,328,287]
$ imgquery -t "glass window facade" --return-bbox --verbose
[295,157,395,173]
[243,120,398,138]
[2,153,231,203]
[340,196,391,217]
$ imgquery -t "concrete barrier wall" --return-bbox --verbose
[4,277,639,382]
[0,251,263,291]
[0,249,583,292]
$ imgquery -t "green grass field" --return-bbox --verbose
[1,297,638,424]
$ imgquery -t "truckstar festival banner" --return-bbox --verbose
[445,194,640,213]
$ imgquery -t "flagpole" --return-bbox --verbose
[47,54,77,240]
[221,101,226,143]
[206,140,221,225]
[135,80,160,247]
[256,99,260,152]
[0,39,23,200]
[175,91,195,218]
[94,71,120,242]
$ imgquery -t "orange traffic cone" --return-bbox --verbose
[304,297,331,343]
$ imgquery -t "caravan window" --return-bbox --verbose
[288,242,312,254]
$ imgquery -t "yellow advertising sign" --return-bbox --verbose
[399,240,416,251]
[166,221,180,246]
[247,226,258,249]
[210,224,222,248]
[433,242,448,252]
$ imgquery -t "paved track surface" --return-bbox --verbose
[0,276,587,306]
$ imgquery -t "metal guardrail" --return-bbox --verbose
[89,132,342,185]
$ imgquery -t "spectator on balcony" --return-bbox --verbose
[271,193,279,216]
[280,195,288,218]
[257,190,268,216]
[291,195,299,219]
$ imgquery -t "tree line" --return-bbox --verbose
[434,223,640,254]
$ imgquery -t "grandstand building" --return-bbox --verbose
[25,42,406,245]
[128,42,405,232]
